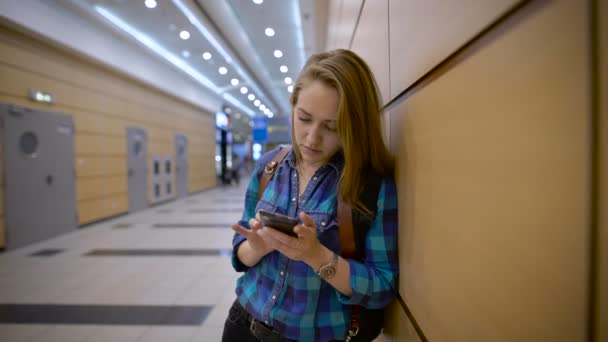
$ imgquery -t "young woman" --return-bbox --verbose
[223,49,398,342]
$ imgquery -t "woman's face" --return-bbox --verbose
[293,80,341,168]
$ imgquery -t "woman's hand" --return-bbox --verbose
[231,217,273,256]
[256,211,328,266]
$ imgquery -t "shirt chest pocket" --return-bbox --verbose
[309,212,340,252]
[308,212,337,234]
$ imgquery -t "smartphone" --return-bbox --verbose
[258,210,299,237]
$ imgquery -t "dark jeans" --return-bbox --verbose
[222,300,344,342]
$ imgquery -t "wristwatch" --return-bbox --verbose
[317,252,339,280]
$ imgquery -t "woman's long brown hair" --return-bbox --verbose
[290,49,394,214]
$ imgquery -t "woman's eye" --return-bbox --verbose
[298,116,311,122]
[326,125,337,132]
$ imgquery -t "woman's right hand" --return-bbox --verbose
[231,217,273,255]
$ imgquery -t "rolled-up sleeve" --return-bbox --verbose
[336,178,399,308]
[231,147,284,272]
[231,171,259,272]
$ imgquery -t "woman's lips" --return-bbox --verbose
[302,145,321,154]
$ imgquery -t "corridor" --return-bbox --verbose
[0,183,247,342]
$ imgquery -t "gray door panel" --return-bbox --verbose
[175,134,188,198]
[127,127,148,212]
[1,104,77,250]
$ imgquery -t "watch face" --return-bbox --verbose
[319,266,336,279]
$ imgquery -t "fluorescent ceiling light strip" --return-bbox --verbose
[95,6,220,93]
[292,0,306,68]
[95,6,255,116]
[172,0,232,63]
[223,93,254,116]
[172,0,276,113]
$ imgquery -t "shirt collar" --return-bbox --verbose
[285,147,344,175]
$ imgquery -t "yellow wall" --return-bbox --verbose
[0,25,217,240]
[327,0,596,340]
[598,0,607,340]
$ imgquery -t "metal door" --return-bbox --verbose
[175,134,188,198]
[126,127,148,212]
[1,104,77,250]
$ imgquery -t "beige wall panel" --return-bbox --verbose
[147,141,174,155]
[351,0,390,105]
[0,30,102,91]
[326,0,364,50]
[326,0,342,50]
[388,0,518,100]
[0,64,103,112]
[75,134,126,157]
[0,219,4,248]
[376,301,421,342]
[389,1,589,341]
[78,194,128,225]
[598,0,608,340]
[381,110,391,150]
[77,176,127,201]
[76,156,125,177]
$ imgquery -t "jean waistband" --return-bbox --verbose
[234,301,291,342]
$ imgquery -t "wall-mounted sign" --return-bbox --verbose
[216,112,229,128]
[29,89,54,104]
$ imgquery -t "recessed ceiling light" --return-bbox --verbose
[260,105,267,111]
[287,85,293,93]
[280,65,288,73]
[248,94,255,101]
[273,50,283,58]
[145,0,157,9]
[225,107,232,114]
[240,87,248,94]
[231,78,239,86]
[179,30,190,40]
[253,0,263,4]
[284,77,292,85]
[265,28,275,37]
[182,50,190,58]
[254,100,261,106]
[235,113,241,119]
[202,52,212,60]
[218,66,228,75]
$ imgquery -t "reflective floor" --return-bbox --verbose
[0,182,247,341]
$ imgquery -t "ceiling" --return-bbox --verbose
[53,0,328,143]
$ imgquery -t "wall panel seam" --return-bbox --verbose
[383,0,534,110]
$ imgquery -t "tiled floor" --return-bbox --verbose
[0,182,247,342]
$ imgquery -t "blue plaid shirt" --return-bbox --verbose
[231,146,399,341]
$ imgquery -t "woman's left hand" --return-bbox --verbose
[256,211,325,264]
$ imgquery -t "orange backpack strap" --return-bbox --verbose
[257,146,291,201]
[338,198,362,339]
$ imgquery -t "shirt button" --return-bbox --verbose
[313,176,318,181]
[280,271,284,276]
[265,320,269,324]
[272,295,276,300]
[292,197,296,201]
[293,173,297,177]
[321,221,326,227]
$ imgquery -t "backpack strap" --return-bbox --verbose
[339,171,383,342]
[257,146,291,201]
